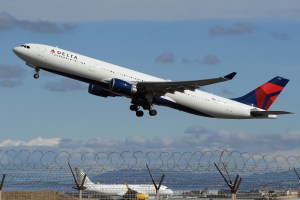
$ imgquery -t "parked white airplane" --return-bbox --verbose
[13,44,292,119]
[74,167,173,199]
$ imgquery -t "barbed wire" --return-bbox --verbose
[1,149,299,173]
[0,149,300,191]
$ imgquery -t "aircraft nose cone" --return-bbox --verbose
[13,46,21,55]
[13,46,28,61]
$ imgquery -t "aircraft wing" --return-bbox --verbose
[136,72,237,96]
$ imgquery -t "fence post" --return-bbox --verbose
[68,163,86,200]
[0,174,6,200]
[214,163,242,200]
[146,164,165,200]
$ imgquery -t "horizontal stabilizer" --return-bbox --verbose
[251,110,293,117]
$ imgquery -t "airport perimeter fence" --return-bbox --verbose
[0,149,300,200]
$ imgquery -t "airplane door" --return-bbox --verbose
[37,47,44,57]
[36,47,47,61]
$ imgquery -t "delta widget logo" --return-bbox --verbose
[50,49,78,59]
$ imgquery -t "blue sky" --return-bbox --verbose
[0,0,299,154]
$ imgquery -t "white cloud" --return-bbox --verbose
[0,137,60,147]
[1,0,300,22]
[0,64,26,88]
[209,23,255,36]
[158,137,174,146]
[0,12,76,33]
[126,135,147,145]
[84,137,121,149]
[0,64,25,78]
[0,79,22,88]
[155,51,175,64]
[271,32,290,41]
[1,129,300,155]
[201,54,221,65]
[280,131,300,141]
[271,148,300,157]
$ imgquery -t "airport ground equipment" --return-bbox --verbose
[68,162,86,200]
[146,164,165,200]
[214,163,242,200]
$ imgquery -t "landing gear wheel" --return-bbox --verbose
[136,110,144,117]
[34,68,40,79]
[33,73,39,79]
[130,104,138,111]
[149,109,157,116]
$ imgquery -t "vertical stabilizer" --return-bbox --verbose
[75,167,94,186]
[232,76,289,110]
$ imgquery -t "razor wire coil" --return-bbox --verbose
[1,149,300,173]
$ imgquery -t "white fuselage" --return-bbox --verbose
[13,43,258,119]
[85,183,173,197]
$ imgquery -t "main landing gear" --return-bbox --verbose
[130,104,157,117]
[33,68,40,79]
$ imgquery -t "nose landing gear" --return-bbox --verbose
[33,68,40,79]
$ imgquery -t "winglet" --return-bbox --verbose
[224,72,237,80]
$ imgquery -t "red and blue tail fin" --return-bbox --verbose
[232,76,289,110]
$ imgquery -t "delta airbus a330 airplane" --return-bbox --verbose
[13,43,292,119]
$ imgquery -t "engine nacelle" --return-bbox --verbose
[110,78,137,96]
[88,84,114,97]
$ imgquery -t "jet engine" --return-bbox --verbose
[88,84,114,97]
[110,78,137,96]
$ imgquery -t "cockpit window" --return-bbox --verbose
[20,45,30,49]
